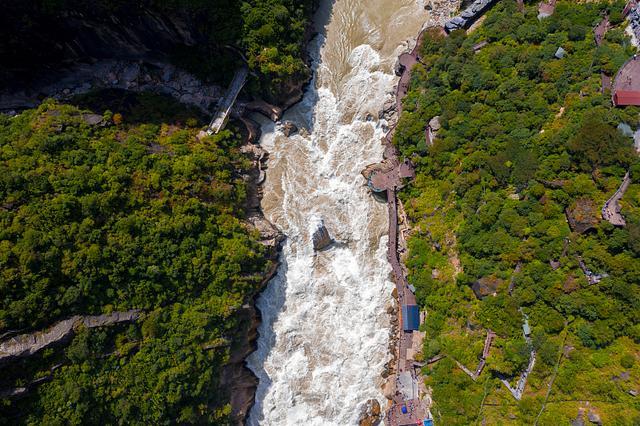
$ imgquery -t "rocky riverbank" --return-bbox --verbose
[0,60,224,114]
[370,0,460,417]
[220,107,287,425]
[0,57,289,424]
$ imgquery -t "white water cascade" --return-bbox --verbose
[247,1,429,424]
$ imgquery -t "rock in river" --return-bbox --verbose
[358,399,381,426]
[312,222,333,251]
[281,120,298,137]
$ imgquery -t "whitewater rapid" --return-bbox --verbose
[246,1,429,424]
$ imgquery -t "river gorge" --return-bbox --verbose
[246,0,430,424]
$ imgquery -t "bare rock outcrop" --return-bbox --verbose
[281,120,298,137]
[0,310,141,364]
[244,100,282,122]
[587,410,602,425]
[0,60,223,113]
[312,222,333,251]
[472,276,504,299]
[566,198,600,233]
[223,114,284,425]
[219,303,261,424]
[359,399,382,426]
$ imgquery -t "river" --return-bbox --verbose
[246,1,429,424]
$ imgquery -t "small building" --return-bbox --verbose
[473,40,488,52]
[538,0,556,19]
[554,47,567,59]
[402,305,420,331]
[522,319,531,337]
[614,91,640,106]
[618,122,635,137]
[444,0,497,32]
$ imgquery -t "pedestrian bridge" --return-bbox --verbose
[207,67,248,134]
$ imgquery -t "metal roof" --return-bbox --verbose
[402,305,420,331]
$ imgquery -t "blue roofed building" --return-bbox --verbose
[402,305,420,331]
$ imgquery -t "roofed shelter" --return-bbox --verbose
[402,305,420,331]
[614,91,640,106]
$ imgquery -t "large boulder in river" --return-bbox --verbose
[358,399,381,426]
[312,222,333,251]
[281,120,298,137]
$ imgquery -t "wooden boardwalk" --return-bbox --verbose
[376,24,435,426]
[451,330,496,381]
[501,350,537,400]
[594,15,609,46]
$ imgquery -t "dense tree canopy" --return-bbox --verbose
[396,0,640,423]
[0,0,315,97]
[0,97,271,424]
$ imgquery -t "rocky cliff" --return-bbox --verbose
[0,1,206,89]
[0,310,141,365]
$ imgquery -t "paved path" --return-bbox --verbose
[602,171,631,226]
[378,25,431,426]
[594,15,609,46]
[501,350,536,400]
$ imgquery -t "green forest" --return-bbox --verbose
[0,0,316,421]
[0,95,271,423]
[395,0,640,423]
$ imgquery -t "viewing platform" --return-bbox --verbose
[444,0,497,32]
[612,55,640,106]
[363,159,415,193]
[385,398,432,426]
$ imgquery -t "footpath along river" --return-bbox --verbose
[246,1,429,424]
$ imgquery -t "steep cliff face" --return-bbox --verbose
[0,1,206,89]
[47,9,197,61]
[1,0,316,110]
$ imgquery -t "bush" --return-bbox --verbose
[620,353,636,369]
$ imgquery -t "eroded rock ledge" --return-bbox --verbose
[222,118,284,425]
[0,310,141,365]
[0,60,223,113]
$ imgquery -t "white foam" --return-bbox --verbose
[246,1,426,424]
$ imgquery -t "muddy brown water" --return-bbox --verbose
[246,1,430,424]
